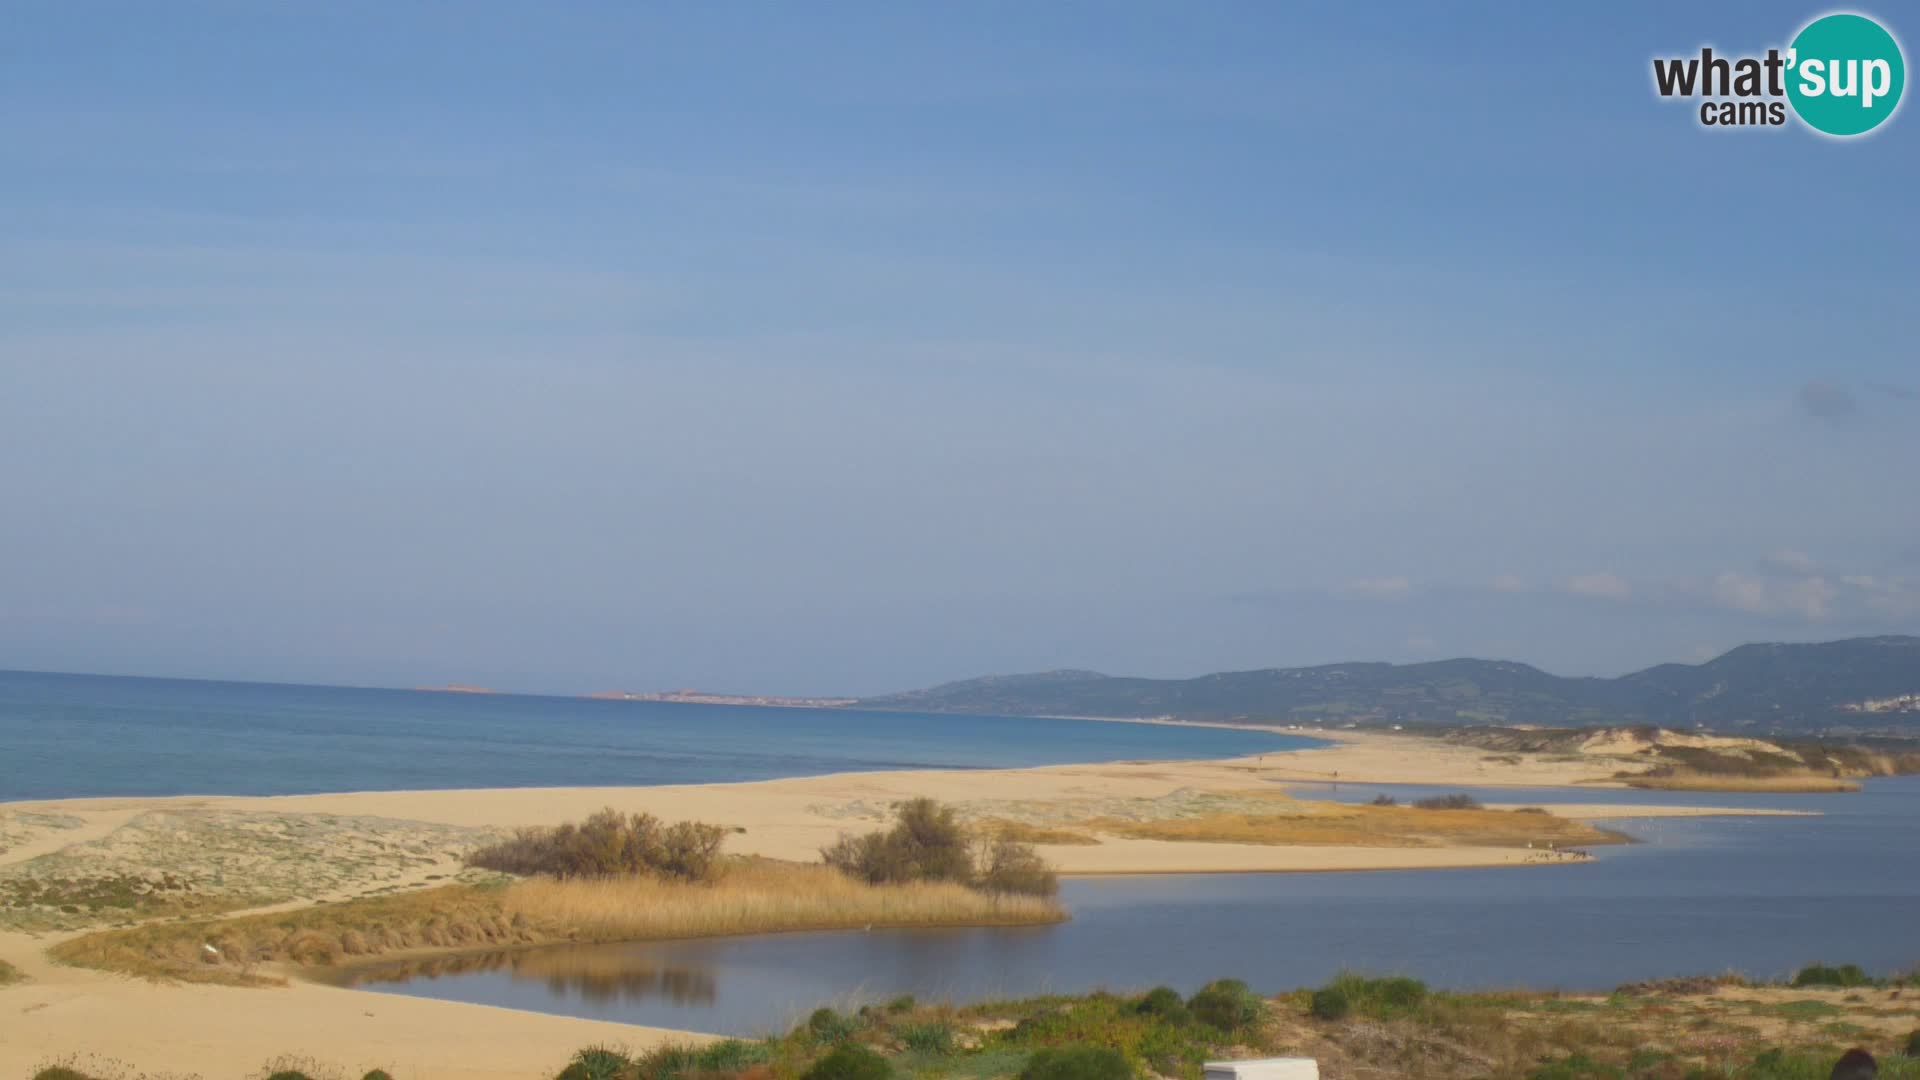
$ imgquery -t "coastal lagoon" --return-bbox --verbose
[0,670,1306,800]
[342,779,1920,1036]
[7,670,1916,1041]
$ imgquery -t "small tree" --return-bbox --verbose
[823,798,1055,895]
[978,835,1059,897]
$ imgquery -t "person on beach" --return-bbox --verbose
[1831,1048,1876,1079]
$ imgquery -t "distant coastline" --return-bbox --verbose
[586,688,857,708]
[413,683,498,695]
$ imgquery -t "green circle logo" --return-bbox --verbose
[1787,13,1905,136]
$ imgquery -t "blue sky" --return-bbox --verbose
[2,3,1916,694]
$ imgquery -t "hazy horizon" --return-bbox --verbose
[4,3,1916,696]
[4,630,1911,701]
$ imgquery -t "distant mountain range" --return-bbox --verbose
[855,635,1920,736]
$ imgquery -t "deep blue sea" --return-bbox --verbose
[0,669,1306,801]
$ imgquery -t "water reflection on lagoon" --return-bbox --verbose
[342,778,1920,1036]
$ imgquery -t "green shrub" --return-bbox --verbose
[1369,794,1397,806]
[1310,986,1351,1021]
[1791,963,1873,988]
[694,1039,774,1073]
[362,1072,394,1080]
[808,1006,861,1042]
[1019,1047,1134,1080]
[824,799,972,885]
[885,994,917,1014]
[263,1073,314,1080]
[1188,978,1262,1031]
[1907,1029,1920,1058]
[628,1045,702,1080]
[822,798,1055,896]
[802,1042,893,1080]
[1314,973,1428,1019]
[33,1070,101,1080]
[1133,986,1190,1024]
[1010,1007,1070,1042]
[897,1021,957,1054]
[1525,1051,1622,1079]
[978,835,1060,897]
[557,1046,633,1080]
[469,809,725,882]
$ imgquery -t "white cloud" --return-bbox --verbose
[1707,571,1834,619]
[1491,574,1527,593]
[1564,572,1631,600]
[1759,549,1819,576]
[1710,572,1772,614]
[1840,574,1920,617]
[1346,576,1413,599]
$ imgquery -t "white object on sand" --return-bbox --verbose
[1203,1058,1319,1080]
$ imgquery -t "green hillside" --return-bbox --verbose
[857,635,1920,735]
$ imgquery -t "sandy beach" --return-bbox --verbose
[0,732,1819,1079]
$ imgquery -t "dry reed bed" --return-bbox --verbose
[1622,771,1862,793]
[1084,803,1620,849]
[506,862,1062,940]
[48,861,1064,985]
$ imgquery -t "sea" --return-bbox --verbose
[0,669,1304,801]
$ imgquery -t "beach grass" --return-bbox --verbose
[1620,771,1863,793]
[47,860,1064,986]
[1084,801,1618,849]
[976,818,1103,846]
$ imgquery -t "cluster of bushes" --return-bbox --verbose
[774,979,1275,1080]
[1308,972,1428,1021]
[822,798,1058,897]
[552,1040,781,1080]
[1792,962,1878,988]
[467,809,727,882]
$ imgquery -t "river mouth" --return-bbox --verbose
[334,778,1920,1037]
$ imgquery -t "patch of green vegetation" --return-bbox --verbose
[896,1020,956,1054]
[1792,963,1875,988]
[1315,972,1429,1019]
[1525,1051,1621,1079]
[1020,1046,1133,1080]
[802,1043,892,1080]
[808,1006,863,1043]
[1751,999,1844,1019]
[1131,986,1189,1025]
[1186,978,1263,1032]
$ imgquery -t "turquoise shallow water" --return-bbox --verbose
[0,669,1310,800]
